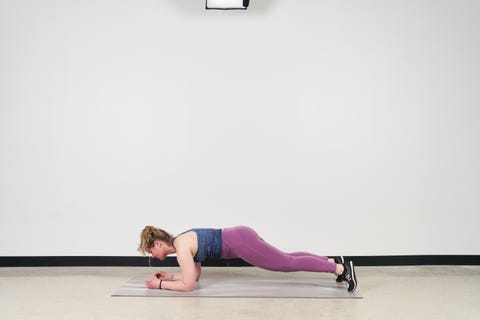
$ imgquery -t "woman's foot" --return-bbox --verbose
[334,256,345,282]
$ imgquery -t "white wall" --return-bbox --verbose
[1,0,479,256]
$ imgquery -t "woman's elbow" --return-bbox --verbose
[181,281,196,292]
[182,285,195,292]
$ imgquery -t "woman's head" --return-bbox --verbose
[138,225,173,255]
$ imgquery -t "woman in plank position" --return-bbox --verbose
[138,225,357,292]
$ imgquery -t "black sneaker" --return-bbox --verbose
[334,256,345,282]
[342,260,357,292]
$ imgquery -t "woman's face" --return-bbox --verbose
[148,240,169,260]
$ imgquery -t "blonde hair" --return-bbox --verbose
[138,225,173,255]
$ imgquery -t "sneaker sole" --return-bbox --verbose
[348,260,357,292]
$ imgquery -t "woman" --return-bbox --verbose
[138,225,357,292]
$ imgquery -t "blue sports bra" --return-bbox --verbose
[172,228,223,262]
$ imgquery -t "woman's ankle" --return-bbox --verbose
[335,264,345,276]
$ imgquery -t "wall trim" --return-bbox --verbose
[0,255,479,267]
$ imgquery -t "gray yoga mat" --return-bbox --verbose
[112,275,362,298]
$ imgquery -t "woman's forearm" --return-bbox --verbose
[167,272,183,281]
[161,269,200,291]
[161,279,196,292]
[168,269,200,281]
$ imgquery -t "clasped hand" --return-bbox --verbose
[145,270,170,289]
[154,270,170,280]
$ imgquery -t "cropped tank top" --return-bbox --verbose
[172,228,223,262]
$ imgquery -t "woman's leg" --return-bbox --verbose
[289,252,335,263]
[289,252,329,260]
[222,226,336,273]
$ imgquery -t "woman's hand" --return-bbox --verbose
[146,276,161,289]
[154,270,171,280]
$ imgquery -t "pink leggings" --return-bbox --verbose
[221,226,337,273]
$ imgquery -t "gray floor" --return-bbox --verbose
[1,266,479,319]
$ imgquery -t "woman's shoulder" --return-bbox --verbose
[173,231,198,257]
[173,230,197,245]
